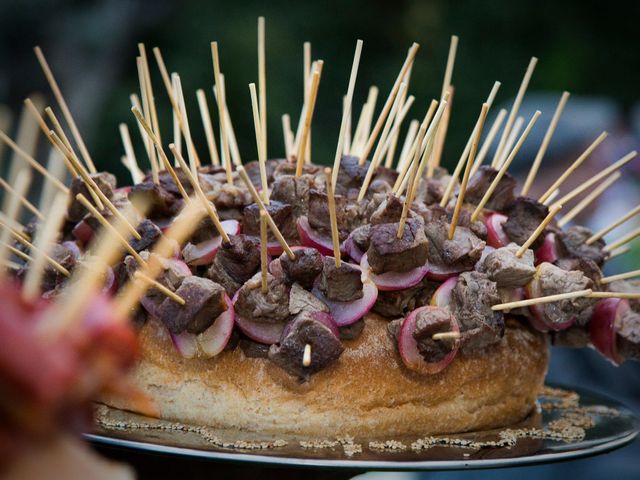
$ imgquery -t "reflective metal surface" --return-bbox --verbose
[87,385,638,470]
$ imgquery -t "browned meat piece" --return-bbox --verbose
[451,271,504,354]
[289,283,329,315]
[335,155,368,192]
[280,248,323,289]
[556,225,608,267]
[616,308,640,360]
[206,235,260,293]
[307,189,346,234]
[502,197,549,248]
[465,166,516,212]
[454,204,488,240]
[372,166,399,190]
[206,182,252,211]
[350,224,371,252]
[129,181,178,219]
[555,257,602,283]
[413,307,457,363]
[424,218,485,270]
[129,219,161,252]
[234,273,291,323]
[243,201,298,242]
[67,172,116,222]
[366,218,428,273]
[478,243,536,287]
[243,159,279,187]
[273,160,322,179]
[608,280,640,312]
[417,175,449,205]
[156,277,228,334]
[318,257,363,302]
[239,338,270,358]
[339,319,365,340]
[387,318,403,340]
[271,174,316,217]
[369,193,404,224]
[19,243,76,294]
[534,262,594,327]
[144,168,193,197]
[372,279,438,318]
[268,311,344,379]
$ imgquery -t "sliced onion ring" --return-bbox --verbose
[485,213,510,248]
[426,262,466,281]
[524,274,575,332]
[430,276,458,308]
[589,298,626,365]
[534,232,558,265]
[182,220,240,266]
[169,331,199,359]
[232,290,286,344]
[342,235,365,263]
[197,294,235,357]
[398,306,460,375]
[360,254,428,291]
[296,216,334,256]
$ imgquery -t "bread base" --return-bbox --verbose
[104,316,548,437]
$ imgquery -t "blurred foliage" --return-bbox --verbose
[0,0,638,178]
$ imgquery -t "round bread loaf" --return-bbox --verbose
[103,315,548,437]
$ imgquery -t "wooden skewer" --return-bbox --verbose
[0,177,44,221]
[324,168,341,267]
[138,44,162,147]
[296,64,323,176]
[430,85,454,174]
[134,271,185,305]
[492,57,537,166]
[303,42,312,163]
[24,98,69,172]
[351,86,378,156]
[0,169,31,274]
[440,35,459,98]
[282,114,294,160]
[302,343,312,367]
[521,91,570,196]
[358,43,420,165]
[38,149,68,215]
[538,131,608,204]
[470,110,541,222]
[118,123,145,184]
[172,76,183,160]
[129,93,152,160]
[173,74,200,173]
[380,94,415,167]
[470,108,507,177]
[604,226,640,253]
[0,259,20,271]
[22,193,68,301]
[216,75,243,167]
[236,166,295,259]
[515,204,562,257]
[554,150,637,208]
[332,39,364,188]
[3,242,33,263]
[557,171,621,227]
[151,47,201,166]
[44,106,76,159]
[131,107,192,204]
[608,245,631,259]
[492,288,592,311]
[588,291,640,300]
[211,42,233,185]
[396,119,419,174]
[34,46,97,174]
[449,103,489,240]
[249,83,269,204]
[196,89,220,166]
[432,331,461,341]
[493,116,523,169]
[588,205,640,245]
[258,16,267,160]
[75,193,148,268]
[600,269,640,285]
[137,56,160,183]
[343,96,353,156]
[0,129,68,193]
[169,144,230,243]
[0,213,28,240]
[357,83,408,201]
[260,210,268,294]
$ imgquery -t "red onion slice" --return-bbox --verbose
[485,213,510,248]
[426,263,466,281]
[61,240,82,260]
[170,331,199,359]
[232,290,286,344]
[115,186,132,194]
[296,216,334,256]
[360,254,428,291]
[182,220,240,266]
[535,233,558,265]
[398,306,460,375]
[282,311,340,339]
[524,277,574,332]
[589,298,626,365]
[430,276,458,308]
[342,235,365,263]
[311,277,378,327]
[72,220,94,245]
[100,267,118,296]
[197,294,235,357]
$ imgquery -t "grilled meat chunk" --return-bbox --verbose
[243,200,297,242]
[465,166,516,212]
[68,172,117,222]
[239,338,270,358]
[555,257,602,284]
[289,283,329,315]
[424,219,485,270]
[502,197,549,248]
[451,271,504,353]
[271,174,316,217]
[156,277,227,335]
[280,248,323,289]
[129,181,179,219]
[318,257,363,302]
[335,155,368,192]
[234,273,291,324]
[413,307,456,363]
[556,225,608,267]
[268,311,344,379]
[366,217,428,274]
[206,235,260,295]
[608,280,640,313]
[129,219,161,252]
[339,319,365,340]
[369,194,404,225]
[478,243,536,288]
[372,279,438,318]
[616,307,640,360]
